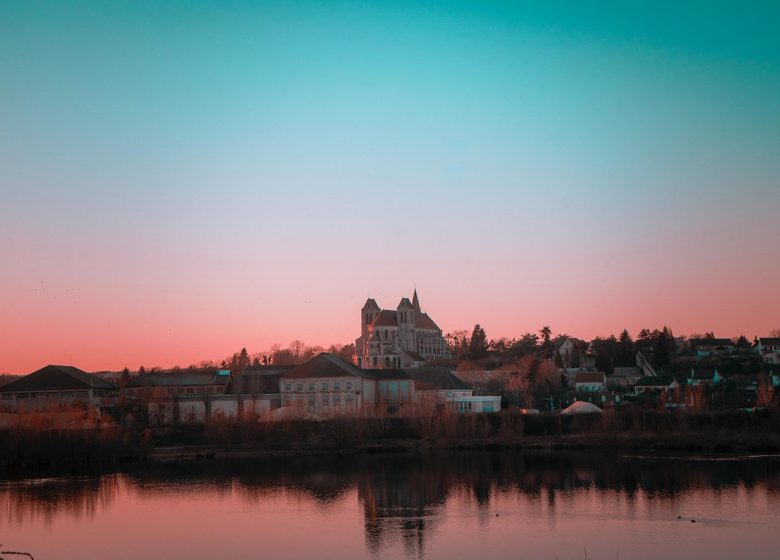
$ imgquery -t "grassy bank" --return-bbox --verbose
[2,408,780,467]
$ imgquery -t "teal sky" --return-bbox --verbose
[1,1,779,372]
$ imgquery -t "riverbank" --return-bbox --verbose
[2,408,779,468]
[146,430,780,463]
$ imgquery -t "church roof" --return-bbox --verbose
[398,297,413,309]
[415,312,440,331]
[371,310,399,327]
[412,289,421,312]
[0,365,117,393]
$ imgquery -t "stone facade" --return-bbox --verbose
[354,290,449,369]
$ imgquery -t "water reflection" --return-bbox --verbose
[2,452,780,559]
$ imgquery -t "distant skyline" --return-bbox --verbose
[2,1,779,373]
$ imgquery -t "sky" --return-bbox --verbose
[1,1,779,373]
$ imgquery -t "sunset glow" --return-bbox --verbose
[2,1,779,373]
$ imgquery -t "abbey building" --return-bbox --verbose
[354,290,450,369]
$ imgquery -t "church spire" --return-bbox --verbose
[412,288,421,312]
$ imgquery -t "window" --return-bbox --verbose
[308,383,315,391]
[334,382,341,391]
[321,382,328,390]
[296,383,303,391]
[346,382,353,391]
[322,394,329,403]
[334,394,341,403]
[346,395,354,404]
[285,384,292,391]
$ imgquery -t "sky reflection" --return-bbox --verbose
[1,452,780,559]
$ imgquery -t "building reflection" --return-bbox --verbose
[1,451,780,558]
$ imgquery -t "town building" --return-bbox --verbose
[574,371,607,393]
[125,369,231,400]
[407,367,501,413]
[279,353,501,417]
[689,369,721,386]
[607,366,643,388]
[0,365,117,411]
[755,337,780,364]
[280,353,378,415]
[354,289,449,369]
[634,376,678,395]
[689,338,735,357]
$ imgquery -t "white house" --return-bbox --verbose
[574,371,606,393]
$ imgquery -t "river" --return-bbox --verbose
[1,452,779,559]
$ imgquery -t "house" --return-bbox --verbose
[406,367,501,413]
[754,338,780,364]
[689,338,735,357]
[607,367,642,388]
[555,337,585,368]
[689,369,721,386]
[0,365,118,411]
[574,371,606,393]
[633,376,678,395]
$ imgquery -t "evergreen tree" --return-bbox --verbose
[468,324,488,360]
[652,327,672,368]
[618,329,635,366]
[539,326,553,358]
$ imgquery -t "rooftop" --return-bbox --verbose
[0,365,117,393]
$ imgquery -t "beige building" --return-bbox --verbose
[281,353,378,416]
[354,289,449,369]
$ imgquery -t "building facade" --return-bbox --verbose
[354,289,449,369]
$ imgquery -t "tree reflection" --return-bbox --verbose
[1,452,779,558]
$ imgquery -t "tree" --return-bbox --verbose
[468,324,488,360]
[617,329,635,366]
[637,329,654,343]
[652,327,672,369]
[511,333,539,357]
[446,330,470,360]
[289,340,306,363]
[539,326,553,358]
[595,348,614,375]
[756,375,776,408]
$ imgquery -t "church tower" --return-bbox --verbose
[397,296,415,352]
[361,298,380,339]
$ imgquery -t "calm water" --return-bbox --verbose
[2,452,780,559]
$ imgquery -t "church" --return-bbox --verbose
[354,290,450,369]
